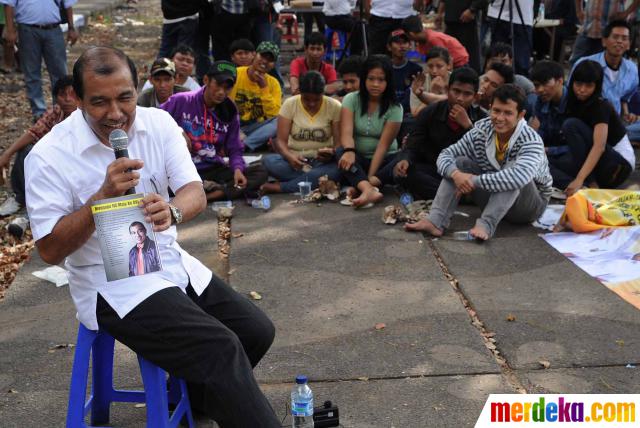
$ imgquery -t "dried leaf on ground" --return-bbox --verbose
[374,323,386,330]
[249,291,262,300]
[506,314,516,322]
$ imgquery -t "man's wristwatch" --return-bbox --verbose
[168,203,183,225]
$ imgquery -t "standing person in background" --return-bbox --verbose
[323,0,363,56]
[570,0,639,65]
[532,0,578,62]
[365,0,418,55]
[302,1,325,42]
[212,0,254,62]
[436,0,486,73]
[158,0,200,58]
[0,5,15,73]
[486,0,534,76]
[1,0,79,121]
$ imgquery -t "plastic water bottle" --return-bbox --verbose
[452,231,475,241]
[291,375,314,428]
[250,195,271,211]
[399,192,414,207]
[538,2,545,20]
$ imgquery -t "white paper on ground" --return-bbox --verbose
[532,204,565,230]
[223,156,262,165]
[33,266,69,287]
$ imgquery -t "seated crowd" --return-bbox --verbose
[3,3,640,425]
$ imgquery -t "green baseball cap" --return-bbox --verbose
[208,60,237,84]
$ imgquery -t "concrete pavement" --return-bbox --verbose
[0,192,639,427]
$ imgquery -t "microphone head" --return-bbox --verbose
[109,129,128,151]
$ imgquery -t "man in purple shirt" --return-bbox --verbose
[162,60,267,201]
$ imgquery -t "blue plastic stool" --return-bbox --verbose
[66,324,194,428]
[324,28,349,66]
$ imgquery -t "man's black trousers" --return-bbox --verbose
[96,275,281,428]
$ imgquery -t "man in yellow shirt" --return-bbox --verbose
[230,41,282,151]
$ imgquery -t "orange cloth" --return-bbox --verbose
[416,29,470,68]
[562,189,640,233]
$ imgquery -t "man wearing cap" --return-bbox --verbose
[229,41,282,151]
[387,29,422,116]
[289,32,340,96]
[162,60,267,201]
[401,15,469,69]
[138,58,189,108]
[1,0,79,121]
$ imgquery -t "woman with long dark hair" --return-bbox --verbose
[338,55,403,207]
[557,60,635,195]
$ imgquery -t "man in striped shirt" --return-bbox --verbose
[405,84,552,240]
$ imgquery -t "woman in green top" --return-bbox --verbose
[338,55,403,208]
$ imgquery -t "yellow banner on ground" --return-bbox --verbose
[562,189,640,233]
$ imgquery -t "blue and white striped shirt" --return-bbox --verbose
[437,117,553,199]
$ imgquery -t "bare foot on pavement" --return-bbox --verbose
[469,224,489,240]
[404,218,443,236]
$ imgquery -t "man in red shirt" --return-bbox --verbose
[401,15,469,69]
[289,32,339,96]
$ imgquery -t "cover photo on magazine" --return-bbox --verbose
[92,193,163,282]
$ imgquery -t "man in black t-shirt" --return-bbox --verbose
[392,68,486,200]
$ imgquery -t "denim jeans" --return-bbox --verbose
[241,117,278,151]
[158,18,198,58]
[626,121,640,143]
[427,156,548,237]
[18,25,67,117]
[262,154,341,193]
[569,34,603,66]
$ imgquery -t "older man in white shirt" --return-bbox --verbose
[25,46,280,427]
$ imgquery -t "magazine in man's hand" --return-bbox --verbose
[92,193,163,282]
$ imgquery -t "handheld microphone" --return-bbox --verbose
[108,129,135,195]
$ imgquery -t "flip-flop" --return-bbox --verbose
[340,197,353,206]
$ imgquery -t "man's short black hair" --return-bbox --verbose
[129,221,146,232]
[530,60,564,84]
[72,47,138,99]
[401,15,423,33]
[229,38,256,54]
[338,55,363,76]
[492,84,526,112]
[449,67,479,92]
[486,41,513,60]
[425,46,451,64]
[603,20,631,39]
[53,75,74,98]
[305,31,326,47]
[169,44,196,59]
[488,62,514,84]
